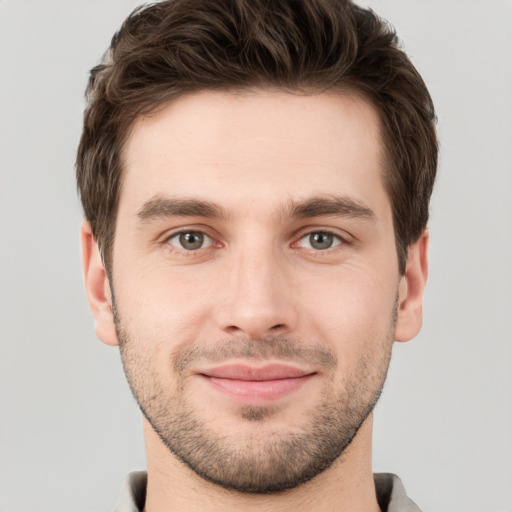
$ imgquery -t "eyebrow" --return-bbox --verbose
[287,195,376,221]
[137,195,229,222]
[136,194,375,223]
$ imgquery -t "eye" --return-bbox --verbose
[297,231,343,250]
[167,231,213,251]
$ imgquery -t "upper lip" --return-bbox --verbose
[199,364,314,381]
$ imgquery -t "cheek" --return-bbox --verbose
[113,258,224,360]
[299,265,398,351]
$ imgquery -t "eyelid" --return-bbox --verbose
[292,226,353,247]
[167,231,213,248]
[162,226,221,253]
[159,224,353,254]
[161,224,217,241]
[296,231,341,250]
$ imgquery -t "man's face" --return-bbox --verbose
[87,90,424,493]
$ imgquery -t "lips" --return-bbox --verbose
[202,364,311,380]
[198,364,316,404]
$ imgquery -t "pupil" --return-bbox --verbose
[180,232,203,250]
[310,232,333,250]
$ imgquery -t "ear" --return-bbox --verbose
[394,230,429,342]
[81,221,119,346]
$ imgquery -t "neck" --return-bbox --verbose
[142,415,380,512]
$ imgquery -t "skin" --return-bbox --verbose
[82,90,428,512]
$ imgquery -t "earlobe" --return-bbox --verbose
[81,221,119,346]
[394,231,429,343]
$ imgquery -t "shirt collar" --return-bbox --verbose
[113,471,422,512]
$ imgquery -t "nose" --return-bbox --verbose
[213,244,299,340]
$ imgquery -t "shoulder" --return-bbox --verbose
[112,471,147,512]
[374,473,423,512]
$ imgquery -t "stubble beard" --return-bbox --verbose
[115,304,395,494]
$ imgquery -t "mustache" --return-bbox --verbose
[173,337,337,373]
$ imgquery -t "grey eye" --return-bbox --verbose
[297,231,342,250]
[309,232,334,250]
[168,231,212,251]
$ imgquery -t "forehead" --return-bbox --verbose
[120,89,388,220]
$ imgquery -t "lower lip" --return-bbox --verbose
[201,374,315,404]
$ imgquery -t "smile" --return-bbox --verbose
[198,364,317,404]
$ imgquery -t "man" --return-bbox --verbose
[77,0,437,510]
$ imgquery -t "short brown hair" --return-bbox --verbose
[77,0,438,274]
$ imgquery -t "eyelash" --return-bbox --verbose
[293,229,347,251]
[163,228,350,255]
[164,229,217,254]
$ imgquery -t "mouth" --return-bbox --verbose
[197,363,317,404]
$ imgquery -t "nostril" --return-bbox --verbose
[223,323,287,337]
[225,325,243,334]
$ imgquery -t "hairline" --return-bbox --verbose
[100,84,402,274]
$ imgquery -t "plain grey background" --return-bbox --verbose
[1,1,511,511]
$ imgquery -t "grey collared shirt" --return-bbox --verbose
[113,471,422,511]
